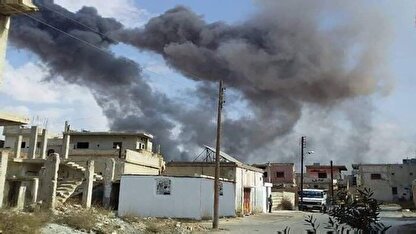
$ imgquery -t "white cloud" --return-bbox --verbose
[0,61,109,135]
[54,0,152,27]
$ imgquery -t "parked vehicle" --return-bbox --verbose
[298,189,327,212]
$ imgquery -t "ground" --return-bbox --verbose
[197,211,416,234]
[1,206,416,233]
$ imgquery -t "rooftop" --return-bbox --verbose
[68,130,153,139]
[0,112,29,126]
[306,164,348,171]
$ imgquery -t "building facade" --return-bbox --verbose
[163,146,266,215]
[302,163,347,190]
[253,163,296,189]
[118,175,236,219]
[352,159,416,201]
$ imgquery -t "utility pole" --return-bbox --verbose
[330,160,334,202]
[299,136,306,211]
[213,80,225,229]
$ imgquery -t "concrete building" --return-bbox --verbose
[302,163,347,190]
[118,175,235,219]
[253,163,296,189]
[163,146,266,215]
[0,121,166,210]
[352,159,416,202]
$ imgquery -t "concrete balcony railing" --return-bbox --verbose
[69,149,123,157]
[303,177,338,184]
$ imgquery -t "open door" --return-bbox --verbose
[243,188,251,215]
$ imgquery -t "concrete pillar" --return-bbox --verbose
[32,178,39,203]
[0,16,10,85]
[103,158,115,208]
[40,129,48,159]
[16,185,27,210]
[28,126,39,159]
[14,134,22,158]
[0,151,8,208]
[39,153,60,210]
[62,134,70,159]
[82,160,94,208]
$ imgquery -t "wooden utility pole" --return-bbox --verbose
[213,80,225,229]
[330,160,334,201]
[299,136,306,211]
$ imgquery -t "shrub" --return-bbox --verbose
[145,223,161,233]
[55,209,97,231]
[0,210,50,234]
[327,188,390,233]
[280,198,294,210]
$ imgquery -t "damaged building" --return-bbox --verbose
[0,121,166,210]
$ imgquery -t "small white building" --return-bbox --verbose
[163,146,266,215]
[118,175,235,219]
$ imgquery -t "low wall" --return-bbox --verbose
[118,175,236,219]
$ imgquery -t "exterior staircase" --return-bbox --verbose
[56,161,103,205]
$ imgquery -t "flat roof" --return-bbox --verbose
[306,165,348,171]
[0,112,29,126]
[167,161,264,173]
[68,131,153,139]
[122,174,235,182]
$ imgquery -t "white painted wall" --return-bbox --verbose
[358,164,416,201]
[118,176,235,220]
[235,167,265,214]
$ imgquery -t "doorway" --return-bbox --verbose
[243,188,251,215]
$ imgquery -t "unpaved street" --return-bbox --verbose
[198,211,416,234]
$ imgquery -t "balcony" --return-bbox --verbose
[0,0,38,15]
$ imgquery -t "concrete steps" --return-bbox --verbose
[55,161,104,205]
[56,179,83,204]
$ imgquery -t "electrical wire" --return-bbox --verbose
[35,3,112,40]
[7,4,109,54]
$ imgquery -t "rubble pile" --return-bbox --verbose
[41,203,209,234]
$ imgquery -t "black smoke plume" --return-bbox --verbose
[10,0,392,163]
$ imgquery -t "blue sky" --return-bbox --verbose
[1,0,416,163]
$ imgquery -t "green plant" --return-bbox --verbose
[304,215,319,234]
[328,188,391,233]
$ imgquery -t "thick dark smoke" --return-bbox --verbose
[10,0,392,162]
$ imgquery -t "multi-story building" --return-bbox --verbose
[352,158,416,201]
[302,163,347,190]
[253,163,296,189]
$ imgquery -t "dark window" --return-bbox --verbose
[47,149,55,156]
[36,142,41,148]
[371,173,381,180]
[21,142,26,148]
[391,172,395,176]
[263,172,268,178]
[276,171,285,178]
[113,142,122,149]
[410,172,414,176]
[318,173,327,178]
[76,142,89,149]
[392,187,398,195]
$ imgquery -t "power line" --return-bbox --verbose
[36,3,112,40]
[7,4,109,54]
